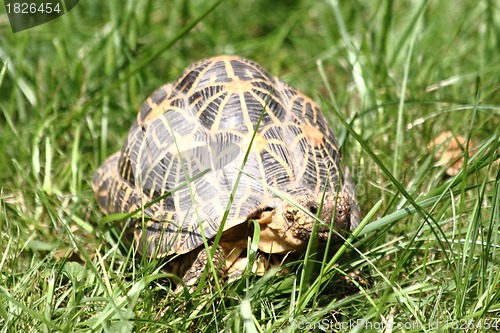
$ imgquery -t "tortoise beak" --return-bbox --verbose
[317,227,347,242]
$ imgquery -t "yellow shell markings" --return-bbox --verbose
[136,83,175,125]
[93,55,357,259]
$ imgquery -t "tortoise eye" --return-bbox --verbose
[309,205,318,214]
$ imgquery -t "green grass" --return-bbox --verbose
[1,0,499,332]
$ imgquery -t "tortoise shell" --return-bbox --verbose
[93,55,360,258]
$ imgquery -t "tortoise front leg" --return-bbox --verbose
[175,245,227,293]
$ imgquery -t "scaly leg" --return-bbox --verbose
[175,245,226,293]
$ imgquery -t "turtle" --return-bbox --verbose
[92,55,360,291]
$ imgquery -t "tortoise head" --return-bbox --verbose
[257,191,351,254]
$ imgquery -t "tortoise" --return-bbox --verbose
[92,55,360,291]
